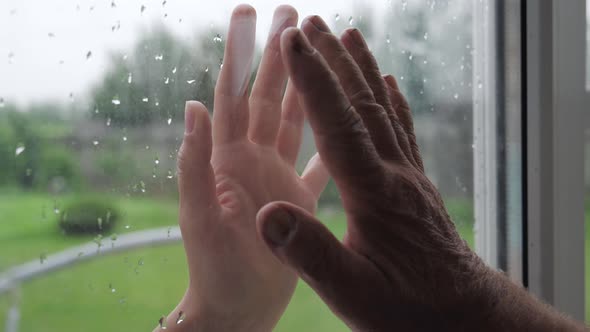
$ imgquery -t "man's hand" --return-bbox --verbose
[257,16,587,332]
[157,6,328,332]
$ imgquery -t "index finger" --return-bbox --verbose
[280,28,384,188]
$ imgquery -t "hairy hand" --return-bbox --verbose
[158,6,328,332]
[257,16,492,332]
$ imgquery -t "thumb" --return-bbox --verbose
[177,101,219,218]
[256,202,389,329]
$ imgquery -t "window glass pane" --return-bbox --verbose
[0,0,483,329]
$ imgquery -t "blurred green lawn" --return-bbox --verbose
[0,191,474,331]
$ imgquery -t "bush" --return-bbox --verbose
[58,197,119,235]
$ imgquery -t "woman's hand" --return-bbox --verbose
[158,5,328,332]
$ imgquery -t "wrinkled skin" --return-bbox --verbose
[157,5,328,332]
[255,16,487,332]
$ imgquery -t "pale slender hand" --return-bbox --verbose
[156,5,328,332]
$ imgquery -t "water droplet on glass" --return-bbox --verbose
[15,143,25,156]
[140,180,146,193]
[164,77,170,84]
[69,92,75,102]
[86,51,92,60]
[159,316,168,329]
[7,52,14,64]
[386,35,391,44]
[122,136,127,141]
[0,98,4,107]
[401,0,408,11]
[48,32,55,38]
[106,117,111,126]
[176,311,186,324]
[93,234,103,250]
[348,16,354,25]
[400,76,404,80]
[154,157,160,165]
[186,80,196,84]
[423,32,429,40]
[154,101,160,107]
[140,5,146,13]
[128,73,133,84]
[172,66,177,74]
[453,93,459,99]
[26,168,32,176]
[408,54,413,61]
[125,225,131,229]
[97,217,103,230]
[93,140,99,146]
[477,81,483,89]
[138,258,144,266]
[142,97,149,102]
[154,54,164,61]
[166,169,174,179]
[109,283,116,293]
[110,233,118,241]
[162,0,167,6]
[213,34,222,43]
[40,253,47,264]
[112,99,121,105]
[165,117,171,125]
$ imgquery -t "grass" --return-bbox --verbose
[0,191,474,331]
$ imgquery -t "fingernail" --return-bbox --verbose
[263,207,297,247]
[184,101,196,134]
[291,30,315,55]
[308,15,330,32]
[347,28,367,48]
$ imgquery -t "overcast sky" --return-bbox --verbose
[0,0,366,107]
[1,1,589,107]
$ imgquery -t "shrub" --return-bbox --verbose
[58,197,119,235]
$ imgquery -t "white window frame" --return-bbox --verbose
[526,0,587,321]
[475,0,588,321]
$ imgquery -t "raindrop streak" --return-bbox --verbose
[167,118,172,125]
[176,311,186,325]
[15,143,25,156]
[159,316,167,329]
[112,99,121,105]
[348,16,354,25]
[213,34,223,43]
[334,13,340,21]
[86,51,92,60]
[128,73,133,84]
[204,67,209,73]
[164,77,170,84]
[172,67,177,74]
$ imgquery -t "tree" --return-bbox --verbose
[89,26,224,127]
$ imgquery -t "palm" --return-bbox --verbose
[212,142,316,213]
